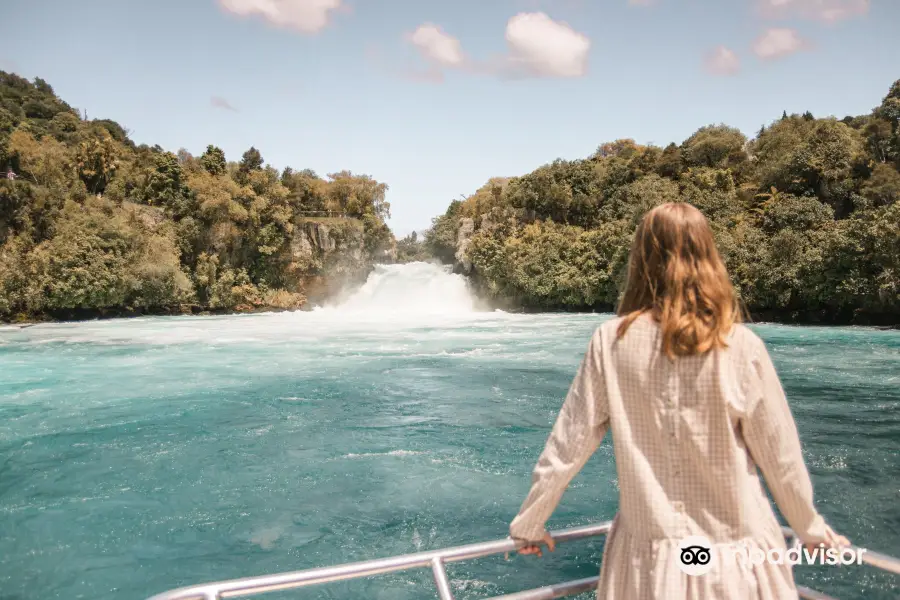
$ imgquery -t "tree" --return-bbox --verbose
[863,117,895,163]
[19,198,191,313]
[50,112,80,139]
[752,117,865,214]
[281,167,328,212]
[76,130,119,194]
[593,139,639,160]
[91,119,130,144]
[396,231,431,264]
[33,77,53,95]
[176,148,194,164]
[602,174,680,224]
[239,146,263,173]
[7,129,74,190]
[861,164,900,207]
[142,151,194,217]
[23,100,57,120]
[656,143,683,178]
[326,171,390,220]
[200,145,226,175]
[681,125,748,170]
[424,200,463,264]
[876,79,900,125]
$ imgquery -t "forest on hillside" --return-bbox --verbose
[0,71,395,322]
[3,69,898,325]
[418,80,900,325]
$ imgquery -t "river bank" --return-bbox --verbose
[3,293,898,330]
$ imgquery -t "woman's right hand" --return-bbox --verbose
[804,525,850,551]
[516,532,556,558]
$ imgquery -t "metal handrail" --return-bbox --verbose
[146,523,610,600]
[779,526,900,578]
[146,521,900,600]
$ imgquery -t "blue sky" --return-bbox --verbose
[2,0,898,235]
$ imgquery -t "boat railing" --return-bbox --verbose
[146,521,900,600]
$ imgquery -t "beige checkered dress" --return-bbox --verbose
[510,315,830,599]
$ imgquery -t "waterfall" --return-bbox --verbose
[332,262,479,316]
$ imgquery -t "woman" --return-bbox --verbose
[509,203,848,599]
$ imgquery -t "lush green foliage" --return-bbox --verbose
[426,82,900,324]
[0,71,394,321]
[395,231,432,263]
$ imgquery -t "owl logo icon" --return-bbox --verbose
[677,536,716,576]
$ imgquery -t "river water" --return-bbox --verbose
[0,262,897,599]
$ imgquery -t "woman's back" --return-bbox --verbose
[510,315,830,598]
[601,314,784,545]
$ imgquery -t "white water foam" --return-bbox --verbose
[0,263,494,346]
[326,262,481,316]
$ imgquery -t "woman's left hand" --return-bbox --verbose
[517,533,556,558]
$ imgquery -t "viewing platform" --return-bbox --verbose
[147,521,900,600]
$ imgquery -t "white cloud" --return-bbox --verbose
[752,28,807,60]
[211,96,239,112]
[407,24,465,67]
[757,0,869,23]
[704,46,741,76]
[504,12,590,78]
[218,0,343,34]
[402,12,590,82]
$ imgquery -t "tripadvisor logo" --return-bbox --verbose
[677,535,867,576]
[678,536,716,576]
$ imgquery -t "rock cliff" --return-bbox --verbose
[288,218,392,305]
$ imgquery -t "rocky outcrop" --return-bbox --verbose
[290,221,363,268]
[288,219,374,305]
[455,217,475,274]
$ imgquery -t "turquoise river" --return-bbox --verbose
[1,263,898,600]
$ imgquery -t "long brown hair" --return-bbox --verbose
[616,202,741,358]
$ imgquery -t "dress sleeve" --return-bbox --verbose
[740,337,828,545]
[509,328,610,542]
